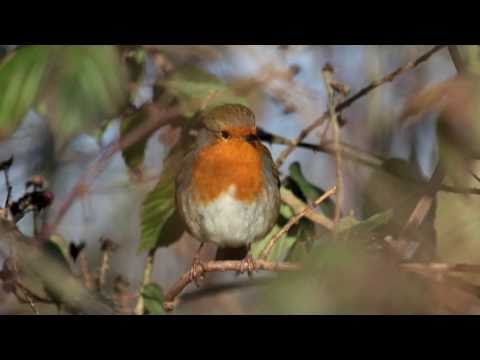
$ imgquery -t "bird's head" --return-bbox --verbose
[202,104,259,143]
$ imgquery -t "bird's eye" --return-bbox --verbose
[245,134,258,143]
[221,131,231,139]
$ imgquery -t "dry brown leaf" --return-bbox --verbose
[401,76,474,126]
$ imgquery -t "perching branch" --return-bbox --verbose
[163,259,301,311]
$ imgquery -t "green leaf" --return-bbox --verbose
[0,46,51,138]
[250,225,297,262]
[142,283,166,315]
[38,46,128,140]
[140,176,176,252]
[279,203,295,219]
[285,162,334,217]
[139,148,186,252]
[288,162,322,201]
[164,65,248,118]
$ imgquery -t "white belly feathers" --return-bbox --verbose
[191,185,273,248]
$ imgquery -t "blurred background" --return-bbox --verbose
[1,45,479,315]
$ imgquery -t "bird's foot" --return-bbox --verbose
[239,254,256,277]
[187,257,205,287]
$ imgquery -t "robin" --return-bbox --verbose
[175,104,281,280]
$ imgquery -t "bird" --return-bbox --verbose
[175,104,281,280]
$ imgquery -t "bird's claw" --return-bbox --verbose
[188,258,205,287]
[239,255,256,277]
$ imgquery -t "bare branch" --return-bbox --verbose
[274,45,447,168]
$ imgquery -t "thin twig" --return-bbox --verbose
[163,259,300,310]
[274,45,447,168]
[134,248,156,315]
[322,64,343,226]
[280,187,334,231]
[260,186,337,260]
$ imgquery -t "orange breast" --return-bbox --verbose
[192,138,264,203]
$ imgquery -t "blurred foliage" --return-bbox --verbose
[0,46,128,143]
[363,158,436,261]
[164,64,248,117]
[258,222,428,314]
[0,46,50,138]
